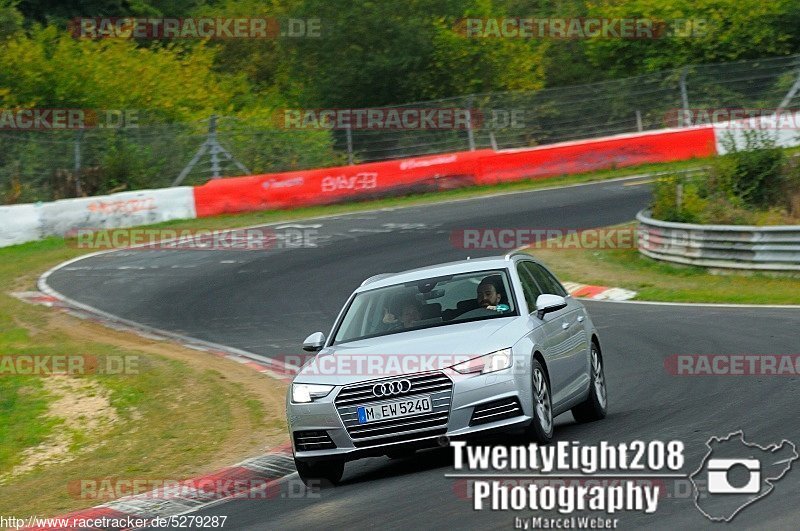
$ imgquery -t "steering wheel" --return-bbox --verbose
[456,307,501,320]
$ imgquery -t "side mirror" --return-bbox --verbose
[535,294,567,320]
[302,332,326,352]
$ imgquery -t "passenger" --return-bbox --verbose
[382,296,422,329]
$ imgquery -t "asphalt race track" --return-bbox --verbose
[45,177,800,530]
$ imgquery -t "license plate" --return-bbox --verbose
[357,396,432,424]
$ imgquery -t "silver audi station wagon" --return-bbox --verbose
[287,252,608,485]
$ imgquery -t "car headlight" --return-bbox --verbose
[292,383,334,403]
[452,348,513,375]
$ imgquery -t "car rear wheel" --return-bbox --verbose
[571,342,608,423]
[294,457,344,487]
[526,359,553,443]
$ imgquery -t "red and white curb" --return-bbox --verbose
[25,444,296,530]
[562,282,637,301]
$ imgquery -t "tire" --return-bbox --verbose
[571,342,608,423]
[525,359,554,443]
[294,457,344,488]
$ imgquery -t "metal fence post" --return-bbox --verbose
[776,68,800,112]
[489,131,498,150]
[173,115,250,186]
[74,131,83,196]
[207,115,221,178]
[346,124,354,165]
[635,110,643,132]
[466,96,476,151]
[679,67,691,126]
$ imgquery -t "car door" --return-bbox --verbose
[516,261,573,410]
[521,261,589,408]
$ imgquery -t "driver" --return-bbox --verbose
[476,275,505,311]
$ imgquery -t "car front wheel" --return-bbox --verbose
[571,342,608,423]
[526,359,553,443]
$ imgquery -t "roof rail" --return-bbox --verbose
[504,250,530,261]
[360,273,395,286]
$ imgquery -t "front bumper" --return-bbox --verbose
[287,366,533,462]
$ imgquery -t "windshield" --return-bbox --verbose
[333,269,517,344]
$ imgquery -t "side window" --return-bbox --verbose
[516,262,542,311]
[524,262,567,297]
[540,266,568,297]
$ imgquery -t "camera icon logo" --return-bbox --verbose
[706,458,760,494]
[690,431,798,522]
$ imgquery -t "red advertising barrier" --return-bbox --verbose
[475,126,717,185]
[193,127,717,217]
[194,150,491,217]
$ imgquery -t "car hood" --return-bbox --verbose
[294,317,520,385]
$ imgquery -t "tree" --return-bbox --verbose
[0,25,242,121]
[273,0,546,107]
[583,0,800,77]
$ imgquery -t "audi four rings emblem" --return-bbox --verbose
[373,379,412,397]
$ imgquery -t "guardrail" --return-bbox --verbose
[637,210,800,271]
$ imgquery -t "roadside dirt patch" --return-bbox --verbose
[0,376,118,484]
[47,312,289,468]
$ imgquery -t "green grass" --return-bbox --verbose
[0,237,286,517]
[0,377,61,472]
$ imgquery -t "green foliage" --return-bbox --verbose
[651,132,800,224]
[413,15,546,100]
[4,0,800,199]
[270,0,546,107]
[15,0,201,25]
[0,0,23,37]
[651,174,707,223]
[583,0,800,78]
[0,14,341,198]
[714,130,786,208]
[0,25,241,121]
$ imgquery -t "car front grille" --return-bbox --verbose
[335,371,453,448]
[293,430,337,452]
[469,396,523,426]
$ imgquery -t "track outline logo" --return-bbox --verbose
[690,430,798,522]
